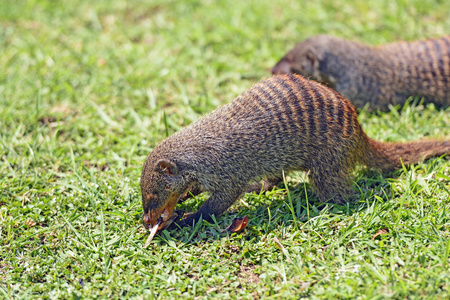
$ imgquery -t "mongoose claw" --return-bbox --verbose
[171,212,197,229]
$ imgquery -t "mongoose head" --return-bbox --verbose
[271,35,336,86]
[271,48,316,77]
[141,158,182,231]
[271,37,323,77]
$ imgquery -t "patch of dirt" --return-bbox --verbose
[224,244,240,255]
[38,116,58,125]
[187,274,199,281]
[238,264,261,285]
[83,161,109,171]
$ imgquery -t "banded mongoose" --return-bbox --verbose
[141,74,450,231]
[271,35,450,110]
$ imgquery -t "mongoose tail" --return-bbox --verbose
[366,139,450,173]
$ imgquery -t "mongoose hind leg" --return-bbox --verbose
[308,170,352,204]
[307,153,353,204]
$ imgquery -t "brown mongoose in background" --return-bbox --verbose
[271,35,450,110]
[141,74,450,232]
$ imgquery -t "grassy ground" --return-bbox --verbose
[1,0,450,298]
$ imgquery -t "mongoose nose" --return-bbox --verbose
[271,60,291,74]
[143,214,151,224]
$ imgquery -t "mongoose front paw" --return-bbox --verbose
[170,212,198,229]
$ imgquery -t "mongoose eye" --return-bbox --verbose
[153,195,158,202]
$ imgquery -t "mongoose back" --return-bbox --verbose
[141,74,450,231]
[271,35,450,110]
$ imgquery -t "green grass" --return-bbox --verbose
[1,0,450,298]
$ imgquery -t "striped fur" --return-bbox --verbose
[272,35,450,110]
[141,74,450,229]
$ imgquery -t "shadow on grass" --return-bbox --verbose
[150,170,398,246]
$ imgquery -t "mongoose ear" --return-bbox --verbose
[305,48,322,79]
[154,159,178,176]
[306,49,318,69]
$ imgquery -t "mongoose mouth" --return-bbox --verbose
[142,193,179,243]
[143,207,173,229]
[143,208,179,248]
[143,210,179,248]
